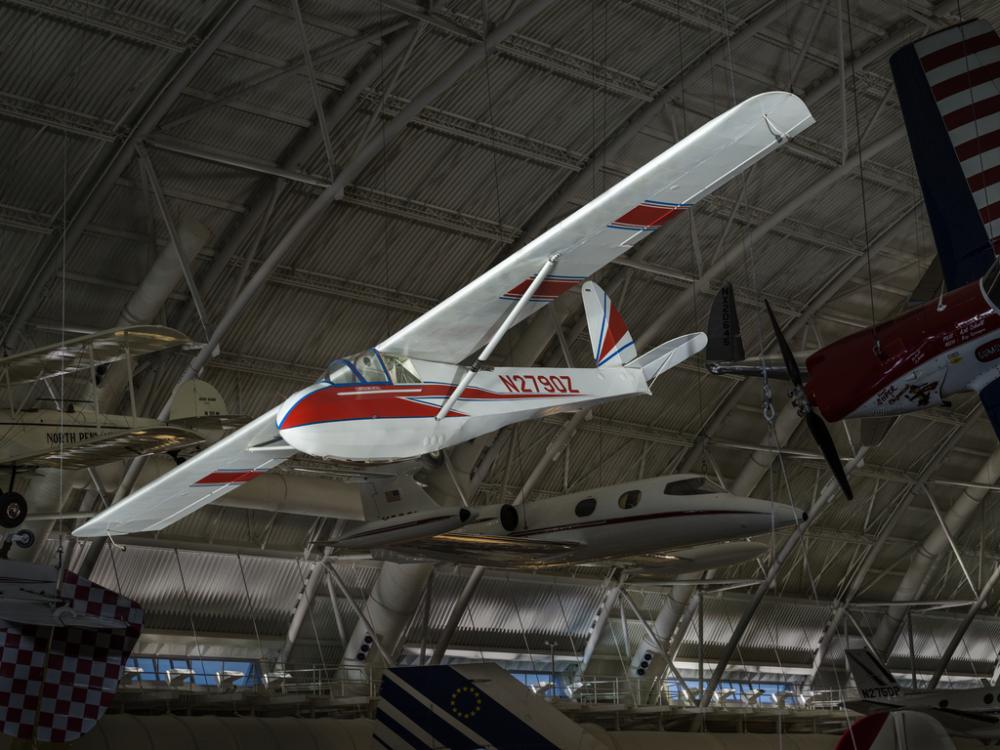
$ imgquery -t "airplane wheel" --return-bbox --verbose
[12,529,34,549]
[0,492,27,528]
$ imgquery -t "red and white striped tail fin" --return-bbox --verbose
[0,570,143,743]
[581,281,636,368]
[892,19,1000,289]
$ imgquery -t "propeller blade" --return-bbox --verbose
[764,300,852,499]
[764,300,803,385]
[805,411,854,500]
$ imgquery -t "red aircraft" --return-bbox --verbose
[707,18,1000,501]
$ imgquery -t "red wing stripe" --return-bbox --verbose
[943,93,1000,130]
[502,277,581,301]
[955,128,1000,162]
[612,203,682,229]
[921,31,999,72]
[196,470,265,485]
[933,60,1000,101]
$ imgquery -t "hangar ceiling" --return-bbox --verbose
[3,0,1000,695]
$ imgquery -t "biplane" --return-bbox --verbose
[0,326,238,530]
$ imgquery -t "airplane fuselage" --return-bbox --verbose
[392,475,803,570]
[0,408,161,465]
[276,357,648,462]
[851,685,1000,740]
[804,276,1000,422]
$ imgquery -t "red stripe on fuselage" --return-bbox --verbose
[278,383,571,430]
[804,281,1000,422]
[196,470,265,485]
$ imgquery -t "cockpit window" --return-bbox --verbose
[664,477,724,495]
[380,353,421,384]
[324,349,389,386]
[323,350,420,386]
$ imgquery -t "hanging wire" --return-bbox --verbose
[236,553,267,669]
[844,0,881,355]
[173,547,213,687]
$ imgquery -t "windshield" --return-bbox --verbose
[323,350,420,385]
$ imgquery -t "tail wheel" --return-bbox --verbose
[0,492,27,528]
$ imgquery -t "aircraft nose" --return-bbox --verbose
[276,383,327,430]
[729,495,804,533]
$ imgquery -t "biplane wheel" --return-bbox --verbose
[0,492,27,528]
[12,529,34,549]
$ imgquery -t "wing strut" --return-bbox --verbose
[434,255,558,420]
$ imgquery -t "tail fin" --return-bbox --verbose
[846,648,903,702]
[706,282,745,362]
[581,281,636,368]
[837,712,955,750]
[0,568,143,743]
[359,474,439,522]
[890,19,1000,289]
[374,663,608,750]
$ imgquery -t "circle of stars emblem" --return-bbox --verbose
[450,685,483,719]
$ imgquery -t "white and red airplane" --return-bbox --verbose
[72,91,813,538]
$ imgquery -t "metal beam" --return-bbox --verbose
[699,451,868,706]
[929,564,1000,689]
[2,0,259,348]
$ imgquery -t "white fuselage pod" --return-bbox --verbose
[276,359,648,462]
[459,475,803,566]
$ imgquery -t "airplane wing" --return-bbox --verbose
[400,532,581,566]
[22,426,204,470]
[377,92,813,364]
[599,540,769,578]
[72,408,296,537]
[0,325,190,385]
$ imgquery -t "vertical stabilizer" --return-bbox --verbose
[891,19,1000,289]
[374,663,609,749]
[581,281,637,368]
[0,568,143,743]
[846,648,904,703]
[706,282,745,362]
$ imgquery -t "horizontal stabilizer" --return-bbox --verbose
[626,332,707,381]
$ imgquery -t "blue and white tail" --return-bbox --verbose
[891,19,1000,289]
[373,663,608,750]
[581,281,636,368]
